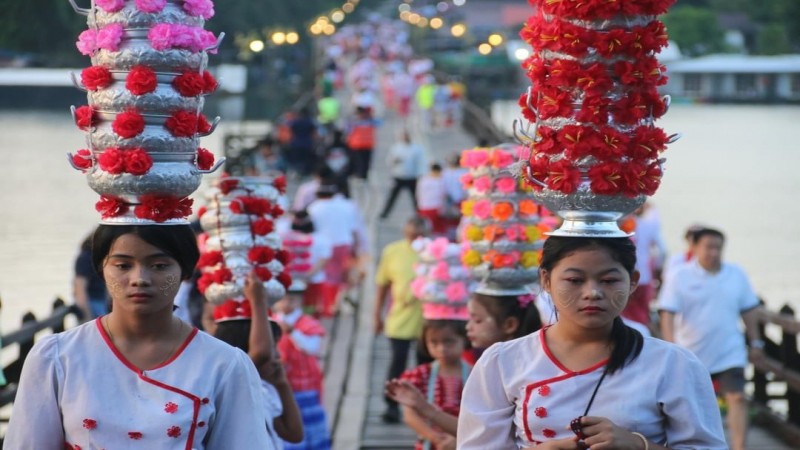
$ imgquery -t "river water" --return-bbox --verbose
[1,105,799,334]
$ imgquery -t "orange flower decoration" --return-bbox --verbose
[483,224,503,241]
[519,199,538,216]
[491,202,514,222]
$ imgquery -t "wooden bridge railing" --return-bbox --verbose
[750,304,800,445]
[0,298,82,413]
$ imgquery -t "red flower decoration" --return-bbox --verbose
[525,157,550,191]
[197,205,208,218]
[230,196,271,216]
[98,147,125,174]
[248,246,275,264]
[72,149,93,171]
[534,407,547,418]
[203,70,218,93]
[542,428,557,438]
[164,402,178,414]
[124,148,153,175]
[197,147,214,170]
[629,126,668,160]
[538,385,551,396]
[624,162,662,197]
[128,431,143,440]
[533,127,560,155]
[126,65,158,95]
[211,268,233,284]
[588,162,626,195]
[546,159,581,194]
[197,114,212,134]
[271,203,284,218]
[254,266,273,281]
[591,127,628,161]
[167,426,181,438]
[134,195,193,222]
[276,272,292,288]
[165,110,198,137]
[219,178,239,194]
[518,92,537,123]
[81,66,112,91]
[75,105,96,130]
[276,249,291,265]
[213,299,253,321]
[96,195,128,218]
[273,175,287,194]
[112,110,146,139]
[251,217,274,236]
[197,251,223,268]
[82,418,97,430]
[172,70,205,97]
[537,88,573,120]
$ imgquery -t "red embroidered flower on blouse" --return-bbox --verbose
[167,426,181,438]
[538,385,551,396]
[128,431,143,440]
[82,418,97,430]
[165,402,178,414]
[534,406,548,418]
[542,428,557,438]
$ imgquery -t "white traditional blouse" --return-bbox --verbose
[457,327,727,449]
[4,319,274,450]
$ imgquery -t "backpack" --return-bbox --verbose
[347,122,375,150]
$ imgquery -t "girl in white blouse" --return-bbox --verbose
[457,236,727,450]
[4,225,273,449]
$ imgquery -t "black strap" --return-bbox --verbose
[583,368,608,416]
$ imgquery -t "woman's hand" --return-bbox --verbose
[259,359,289,387]
[385,379,427,411]
[243,271,267,308]
[433,433,456,450]
[579,416,647,450]
[523,436,582,450]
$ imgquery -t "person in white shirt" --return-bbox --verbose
[379,130,426,219]
[416,163,447,235]
[458,236,726,449]
[658,227,765,450]
[662,224,704,281]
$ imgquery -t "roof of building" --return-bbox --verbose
[666,54,800,74]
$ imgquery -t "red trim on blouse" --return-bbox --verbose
[521,328,608,444]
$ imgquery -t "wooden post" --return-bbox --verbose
[780,305,800,426]
[752,315,769,405]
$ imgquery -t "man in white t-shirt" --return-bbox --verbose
[658,228,765,450]
[379,130,426,219]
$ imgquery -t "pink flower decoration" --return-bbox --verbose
[506,224,522,241]
[493,150,514,168]
[472,200,491,220]
[428,238,449,260]
[445,282,468,303]
[464,150,489,168]
[410,277,427,299]
[76,29,97,55]
[515,146,531,160]
[473,176,492,193]
[171,25,196,50]
[459,172,473,188]
[495,177,517,193]
[96,0,125,12]
[431,261,451,281]
[135,0,166,14]
[184,0,215,19]
[96,23,124,52]
[198,30,219,54]
[148,24,173,50]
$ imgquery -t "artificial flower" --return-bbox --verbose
[592,127,629,161]
[524,225,542,242]
[431,261,451,281]
[172,70,205,97]
[271,203,284,218]
[276,272,293,288]
[534,127,561,155]
[518,92,538,123]
[81,66,112,91]
[524,158,549,191]
[519,199,539,217]
[623,162,662,197]
[491,202,514,222]
[537,88,573,119]
[495,177,517,194]
[197,251,223,268]
[98,148,125,174]
[492,149,514,168]
[483,224,502,242]
[410,277,426,299]
[135,0,166,14]
[428,238,449,260]
[505,224,523,241]
[148,24,173,51]
[165,110,198,137]
[202,70,219,93]
[196,148,214,170]
[460,200,474,217]
[461,249,482,267]
[124,148,153,176]
[248,247,275,264]
[588,162,626,195]
[76,29,97,55]
[275,249,291,265]
[230,196,271,215]
[520,251,541,269]
[134,195,193,222]
[74,105,96,130]
[459,172,473,188]
[212,299,252,321]
[96,0,125,12]
[251,217,274,236]
[196,205,207,218]
[472,200,491,220]
[126,65,158,95]
[96,195,128,218]
[487,251,520,268]
[71,149,93,171]
[461,149,489,168]
[444,282,468,303]
[273,175,287,194]
[464,225,483,242]
[96,23,124,52]
[184,0,215,19]
[560,125,595,161]
[254,266,273,282]
[219,178,239,194]
[472,176,492,193]
[112,110,146,139]
[546,159,582,194]
[197,114,212,134]
[575,94,609,126]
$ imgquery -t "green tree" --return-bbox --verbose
[662,6,725,56]
[757,23,791,55]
